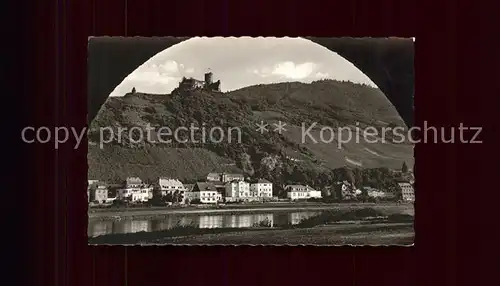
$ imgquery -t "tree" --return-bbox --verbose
[270,163,284,186]
[344,168,355,187]
[112,198,126,207]
[353,168,363,188]
[149,190,164,206]
[172,190,180,203]
[131,87,136,94]
[291,165,306,183]
[317,172,332,187]
[164,193,173,203]
[274,185,286,198]
[332,167,355,186]
[359,188,369,202]
[402,161,408,173]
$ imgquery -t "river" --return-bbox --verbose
[88,210,321,237]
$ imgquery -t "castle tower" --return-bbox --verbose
[204,72,213,86]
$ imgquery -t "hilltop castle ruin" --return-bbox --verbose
[179,72,221,92]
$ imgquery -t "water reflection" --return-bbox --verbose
[199,215,224,228]
[290,212,314,225]
[88,211,320,237]
[90,220,113,237]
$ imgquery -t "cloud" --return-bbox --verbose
[109,64,181,96]
[152,60,181,76]
[248,61,318,80]
[248,66,273,77]
[128,71,178,85]
[271,62,316,80]
[109,59,196,96]
[315,72,329,79]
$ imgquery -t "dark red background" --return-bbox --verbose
[14,0,495,285]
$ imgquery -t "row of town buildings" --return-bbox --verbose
[88,172,414,205]
[88,172,317,205]
[88,173,277,205]
[331,180,415,202]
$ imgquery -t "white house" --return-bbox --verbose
[158,177,186,197]
[286,185,322,200]
[89,184,109,204]
[159,177,186,193]
[225,180,250,202]
[193,182,222,204]
[286,185,308,200]
[250,179,273,199]
[398,182,415,202]
[309,188,323,199]
[117,181,140,200]
[132,185,153,202]
[119,185,152,203]
[117,177,153,203]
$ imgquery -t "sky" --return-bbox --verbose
[109,37,381,97]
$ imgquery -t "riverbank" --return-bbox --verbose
[157,223,414,245]
[88,207,415,245]
[88,202,414,221]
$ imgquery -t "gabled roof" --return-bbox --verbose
[285,184,306,190]
[397,181,412,186]
[285,184,302,188]
[225,173,244,177]
[285,185,317,192]
[255,178,272,184]
[126,177,143,184]
[158,177,183,184]
[194,182,218,192]
[305,186,317,191]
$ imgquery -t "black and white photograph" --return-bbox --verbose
[87,37,415,245]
